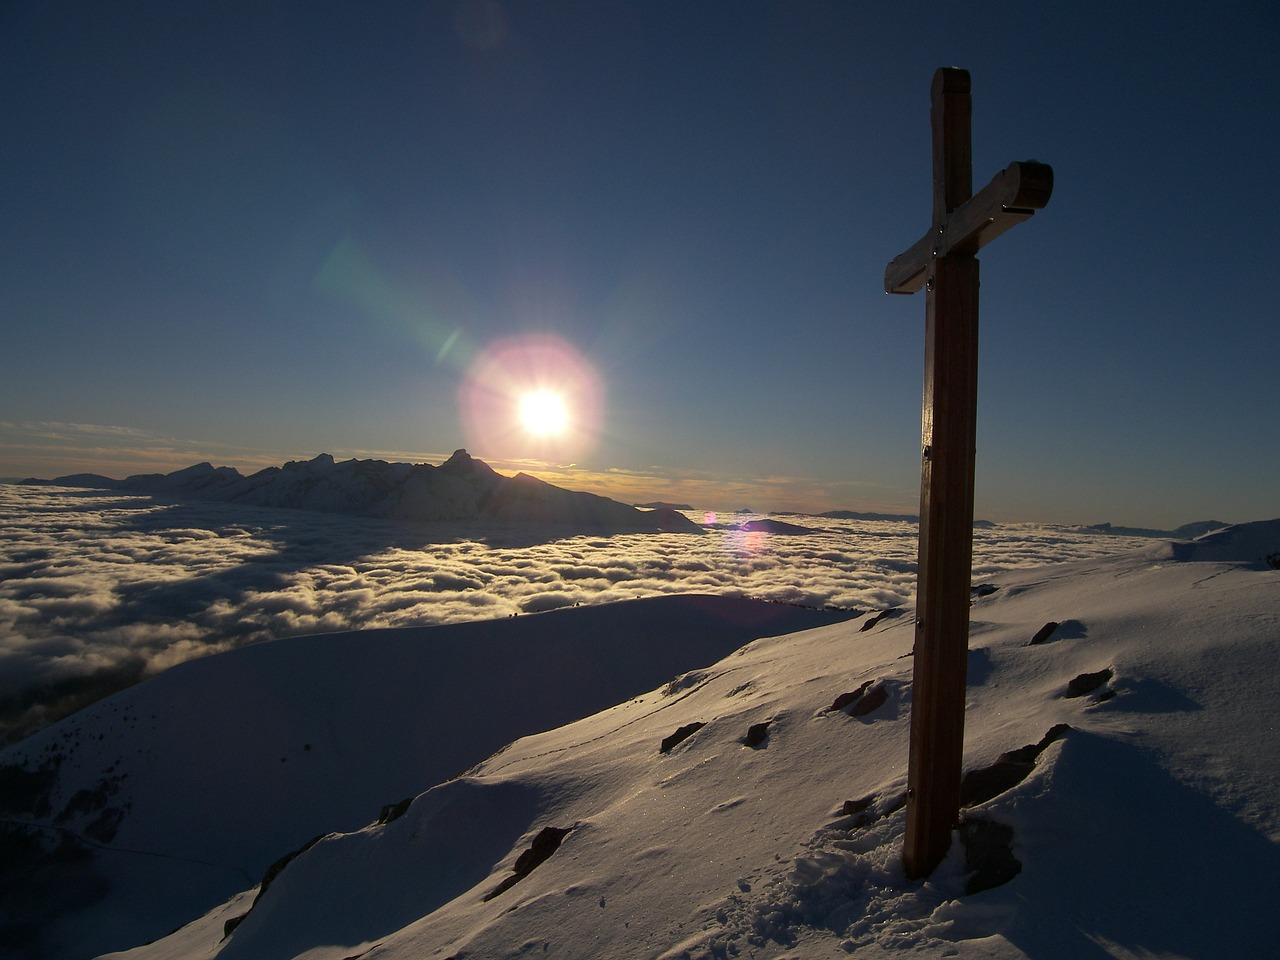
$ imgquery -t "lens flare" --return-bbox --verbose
[459,334,603,461]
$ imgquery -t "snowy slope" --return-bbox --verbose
[0,596,857,960]
[98,520,1280,960]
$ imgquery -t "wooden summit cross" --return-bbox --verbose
[884,67,1053,879]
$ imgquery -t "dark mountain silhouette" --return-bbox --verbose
[30,450,701,535]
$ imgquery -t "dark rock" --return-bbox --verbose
[256,834,325,898]
[860,608,905,632]
[839,793,882,828]
[225,833,327,940]
[959,818,1021,894]
[971,583,999,597]
[824,680,885,716]
[961,724,1070,807]
[660,722,706,753]
[1028,621,1060,645]
[483,826,572,901]
[742,721,771,748]
[960,758,1035,808]
[830,681,888,718]
[841,794,875,817]
[512,826,570,875]
[1066,668,1113,698]
[829,681,873,712]
[377,797,414,825]
[849,684,888,717]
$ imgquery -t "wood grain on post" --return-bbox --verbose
[904,252,979,879]
[883,66,1052,878]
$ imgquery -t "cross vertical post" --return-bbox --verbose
[884,68,1053,879]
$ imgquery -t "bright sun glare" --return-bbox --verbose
[518,389,569,436]
[460,334,602,457]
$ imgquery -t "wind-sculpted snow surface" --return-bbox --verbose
[3,520,1275,960]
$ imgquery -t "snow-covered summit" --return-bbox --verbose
[33,451,701,534]
[1162,517,1280,565]
[435,447,496,476]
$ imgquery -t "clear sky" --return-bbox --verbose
[2,1,1275,527]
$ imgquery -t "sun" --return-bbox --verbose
[517,389,569,437]
[459,334,603,458]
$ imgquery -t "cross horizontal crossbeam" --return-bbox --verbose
[884,160,1053,295]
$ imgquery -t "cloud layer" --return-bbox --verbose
[0,484,1145,739]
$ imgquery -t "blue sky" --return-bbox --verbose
[2,1,1275,527]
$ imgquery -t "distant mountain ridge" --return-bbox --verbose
[817,509,920,523]
[815,511,1230,539]
[26,450,701,534]
[1073,519,1230,539]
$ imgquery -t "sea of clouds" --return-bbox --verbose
[0,483,1146,739]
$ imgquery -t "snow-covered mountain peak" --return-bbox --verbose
[36,451,702,534]
[282,452,336,470]
[1164,516,1280,565]
[437,447,498,479]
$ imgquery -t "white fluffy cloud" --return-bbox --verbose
[0,485,1146,713]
